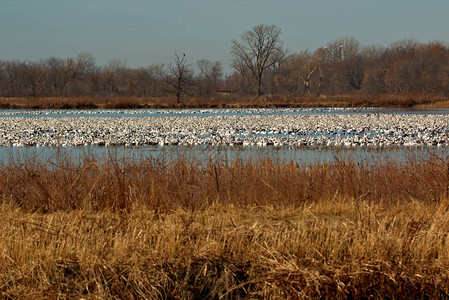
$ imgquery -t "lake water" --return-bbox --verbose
[1,144,447,166]
[1,107,449,118]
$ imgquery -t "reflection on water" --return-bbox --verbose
[1,145,447,166]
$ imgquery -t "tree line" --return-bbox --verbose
[1,24,448,101]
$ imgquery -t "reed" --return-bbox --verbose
[1,153,449,298]
[1,93,449,110]
[1,151,448,212]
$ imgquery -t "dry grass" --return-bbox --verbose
[1,94,449,109]
[415,100,449,108]
[1,153,449,298]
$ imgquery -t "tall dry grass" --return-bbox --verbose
[1,153,449,298]
[1,151,448,212]
[1,93,449,109]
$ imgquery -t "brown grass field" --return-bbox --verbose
[1,93,449,109]
[1,151,449,298]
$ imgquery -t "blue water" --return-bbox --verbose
[1,107,448,118]
[1,144,447,166]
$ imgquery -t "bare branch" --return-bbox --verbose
[231,24,286,97]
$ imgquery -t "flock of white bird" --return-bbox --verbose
[0,108,447,148]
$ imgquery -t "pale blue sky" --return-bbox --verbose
[1,0,448,74]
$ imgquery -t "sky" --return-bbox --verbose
[1,0,449,74]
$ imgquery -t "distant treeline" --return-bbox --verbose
[1,37,448,100]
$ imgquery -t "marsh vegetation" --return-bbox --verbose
[1,152,449,298]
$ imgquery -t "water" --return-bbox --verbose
[1,144,447,167]
[1,107,449,118]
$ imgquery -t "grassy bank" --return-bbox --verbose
[1,94,448,110]
[1,154,449,298]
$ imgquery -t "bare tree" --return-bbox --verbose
[362,66,388,94]
[231,24,287,97]
[45,57,67,96]
[157,53,194,104]
[360,45,388,94]
[288,47,333,97]
[196,59,223,96]
[313,47,335,97]
[390,39,419,56]
[361,44,386,61]
[128,65,160,97]
[74,53,96,81]
[104,58,130,95]
[290,51,317,96]
[325,37,365,92]
[28,61,49,97]
[3,61,31,96]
